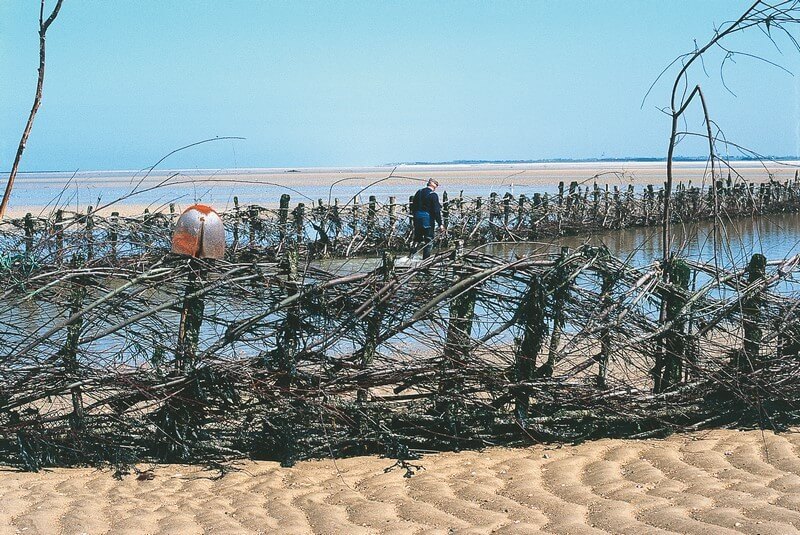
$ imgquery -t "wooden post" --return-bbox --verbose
[626,184,635,223]
[596,268,616,389]
[176,259,207,371]
[63,255,87,431]
[274,244,300,385]
[592,183,600,223]
[567,181,578,209]
[358,251,395,403]
[332,198,342,244]
[271,242,302,466]
[248,206,259,244]
[85,206,94,260]
[543,247,570,376]
[278,193,290,242]
[531,193,541,237]
[489,192,498,225]
[514,274,547,422]
[232,196,240,251]
[441,247,476,444]
[503,193,512,227]
[23,212,34,255]
[388,196,397,227]
[294,203,305,242]
[740,253,767,371]
[653,258,690,392]
[367,195,377,233]
[351,195,360,233]
[109,211,119,260]
[54,209,63,262]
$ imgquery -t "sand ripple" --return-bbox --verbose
[3,429,800,534]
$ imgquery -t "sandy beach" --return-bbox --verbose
[2,428,800,534]
[6,161,800,218]
[4,166,800,535]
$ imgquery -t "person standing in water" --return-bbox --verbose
[411,178,444,259]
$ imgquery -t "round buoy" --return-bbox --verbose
[171,204,225,259]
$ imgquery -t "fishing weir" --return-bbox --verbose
[2,177,800,470]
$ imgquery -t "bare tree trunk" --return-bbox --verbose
[661,0,760,264]
[0,0,65,219]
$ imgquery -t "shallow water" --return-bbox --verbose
[316,211,800,276]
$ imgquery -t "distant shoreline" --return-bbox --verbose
[387,155,800,166]
[5,160,800,218]
[8,155,800,176]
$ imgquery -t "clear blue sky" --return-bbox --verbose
[2,1,799,171]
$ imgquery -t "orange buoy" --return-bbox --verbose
[171,204,225,259]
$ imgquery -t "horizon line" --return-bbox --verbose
[7,155,800,175]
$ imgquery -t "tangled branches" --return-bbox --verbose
[2,230,800,470]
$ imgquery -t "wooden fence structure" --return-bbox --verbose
[4,175,800,264]
[2,233,800,470]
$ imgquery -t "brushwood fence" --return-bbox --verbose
[4,175,800,264]
[2,231,800,471]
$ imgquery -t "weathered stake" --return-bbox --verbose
[176,259,207,371]
[543,247,570,376]
[24,213,34,255]
[514,274,547,422]
[740,253,767,371]
[358,251,395,402]
[653,258,690,392]
[597,268,616,389]
[440,241,475,444]
[109,211,119,260]
[61,255,87,431]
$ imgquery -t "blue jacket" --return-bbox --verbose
[411,187,442,228]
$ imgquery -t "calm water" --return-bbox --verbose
[317,212,800,276]
[6,212,800,363]
[509,211,800,268]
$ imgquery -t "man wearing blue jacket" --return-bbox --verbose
[411,178,444,259]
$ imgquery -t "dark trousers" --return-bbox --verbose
[412,212,434,259]
[413,224,434,259]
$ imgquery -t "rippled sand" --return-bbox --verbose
[2,429,800,534]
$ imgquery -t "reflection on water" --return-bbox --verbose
[314,213,800,276]
[485,212,800,268]
[6,213,800,363]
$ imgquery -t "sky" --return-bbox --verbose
[2,0,800,171]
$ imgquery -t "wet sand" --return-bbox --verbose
[6,160,799,218]
[2,428,800,534]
